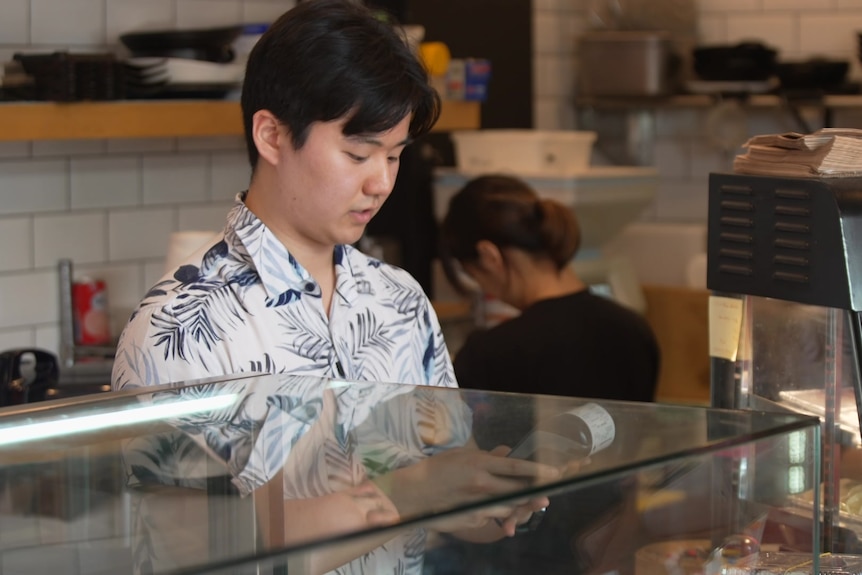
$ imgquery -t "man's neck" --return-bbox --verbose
[245,180,338,316]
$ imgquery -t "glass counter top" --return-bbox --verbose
[0,373,821,574]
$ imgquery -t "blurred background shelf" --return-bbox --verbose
[0,99,480,141]
[575,93,862,110]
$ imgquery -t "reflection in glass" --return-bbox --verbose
[0,372,820,574]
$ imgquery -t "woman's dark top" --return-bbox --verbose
[454,290,660,402]
[430,291,661,575]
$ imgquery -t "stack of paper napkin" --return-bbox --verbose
[734,128,862,177]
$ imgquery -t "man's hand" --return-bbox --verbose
[375,444,560,537]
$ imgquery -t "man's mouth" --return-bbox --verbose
[350,207,376,223]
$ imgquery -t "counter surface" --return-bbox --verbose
[0,372,820,574]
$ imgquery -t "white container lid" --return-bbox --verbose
[449,129,598,177]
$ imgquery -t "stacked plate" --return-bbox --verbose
[124,57,245,99]
[120,25,245,99]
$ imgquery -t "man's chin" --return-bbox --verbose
[344,229,367,247]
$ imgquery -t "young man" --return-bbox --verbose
[112,1,555,573]
[113,0,447,389]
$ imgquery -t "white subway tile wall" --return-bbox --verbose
[2,0,862,349]
[141,154,209,204]
[106,138,176,154]
[177,202,235,230]
[0,218,33,272]
[0,0,29,46]
[0,141,31,159]
[70,156,141,209]
[34,211,108,267]
[726,14,795,53]
[697,16,727,44]
[799,13,862,57]
[31,0,106,45]
[763,0,821,10]
[210,151,253,200]
[33,139,108,158]
[697,0,763,13]
[106,0,174,44]
[0,328,35,351]
[0,270,59,328]
[107,207,177,262]
[177,0,244,28]
[0,160,68,215]
[243,1,298,22]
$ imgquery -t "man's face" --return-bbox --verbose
[273,114,411,251]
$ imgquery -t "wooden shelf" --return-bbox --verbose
[0,99,480,142]
[576,93,862,110]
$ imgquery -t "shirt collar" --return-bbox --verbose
[226,192,359,307]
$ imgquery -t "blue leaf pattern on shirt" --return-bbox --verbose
[267,289,303,307]
[112,193,459,574]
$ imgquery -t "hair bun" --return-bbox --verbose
[533,199,545,222]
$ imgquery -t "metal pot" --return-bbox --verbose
[577,30,681,97]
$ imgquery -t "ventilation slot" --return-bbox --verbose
[771,189,813,286]
[716,188,756,278]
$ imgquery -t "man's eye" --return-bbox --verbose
[347,152,367,162]
[387,155,401,163]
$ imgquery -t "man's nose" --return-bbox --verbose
[365,161,396,196]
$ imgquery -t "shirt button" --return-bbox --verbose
[305,282,315,291]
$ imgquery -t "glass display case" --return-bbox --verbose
[0,372,820,575]
[707,172,862,557]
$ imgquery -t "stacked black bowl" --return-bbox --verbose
[692,42,778,82]
[6,51,124,101]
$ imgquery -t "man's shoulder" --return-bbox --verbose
[136,262,245,314]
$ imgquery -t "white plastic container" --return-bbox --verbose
[450,129,597,177]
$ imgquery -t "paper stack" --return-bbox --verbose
[734,128,862,177]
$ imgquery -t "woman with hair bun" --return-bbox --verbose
[439,174,660,402]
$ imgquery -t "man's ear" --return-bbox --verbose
[475,239,504,273]
[252,110,286,167]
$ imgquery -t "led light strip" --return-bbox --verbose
[0,394,238,447]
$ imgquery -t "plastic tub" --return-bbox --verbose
[450,129,597,177]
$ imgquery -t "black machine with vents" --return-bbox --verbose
[707,173,862,312]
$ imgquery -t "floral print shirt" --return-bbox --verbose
[112,191,456,391]
[111,192,459,575]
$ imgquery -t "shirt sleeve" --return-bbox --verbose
[111,303,225,391]
[421,295,458,389]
